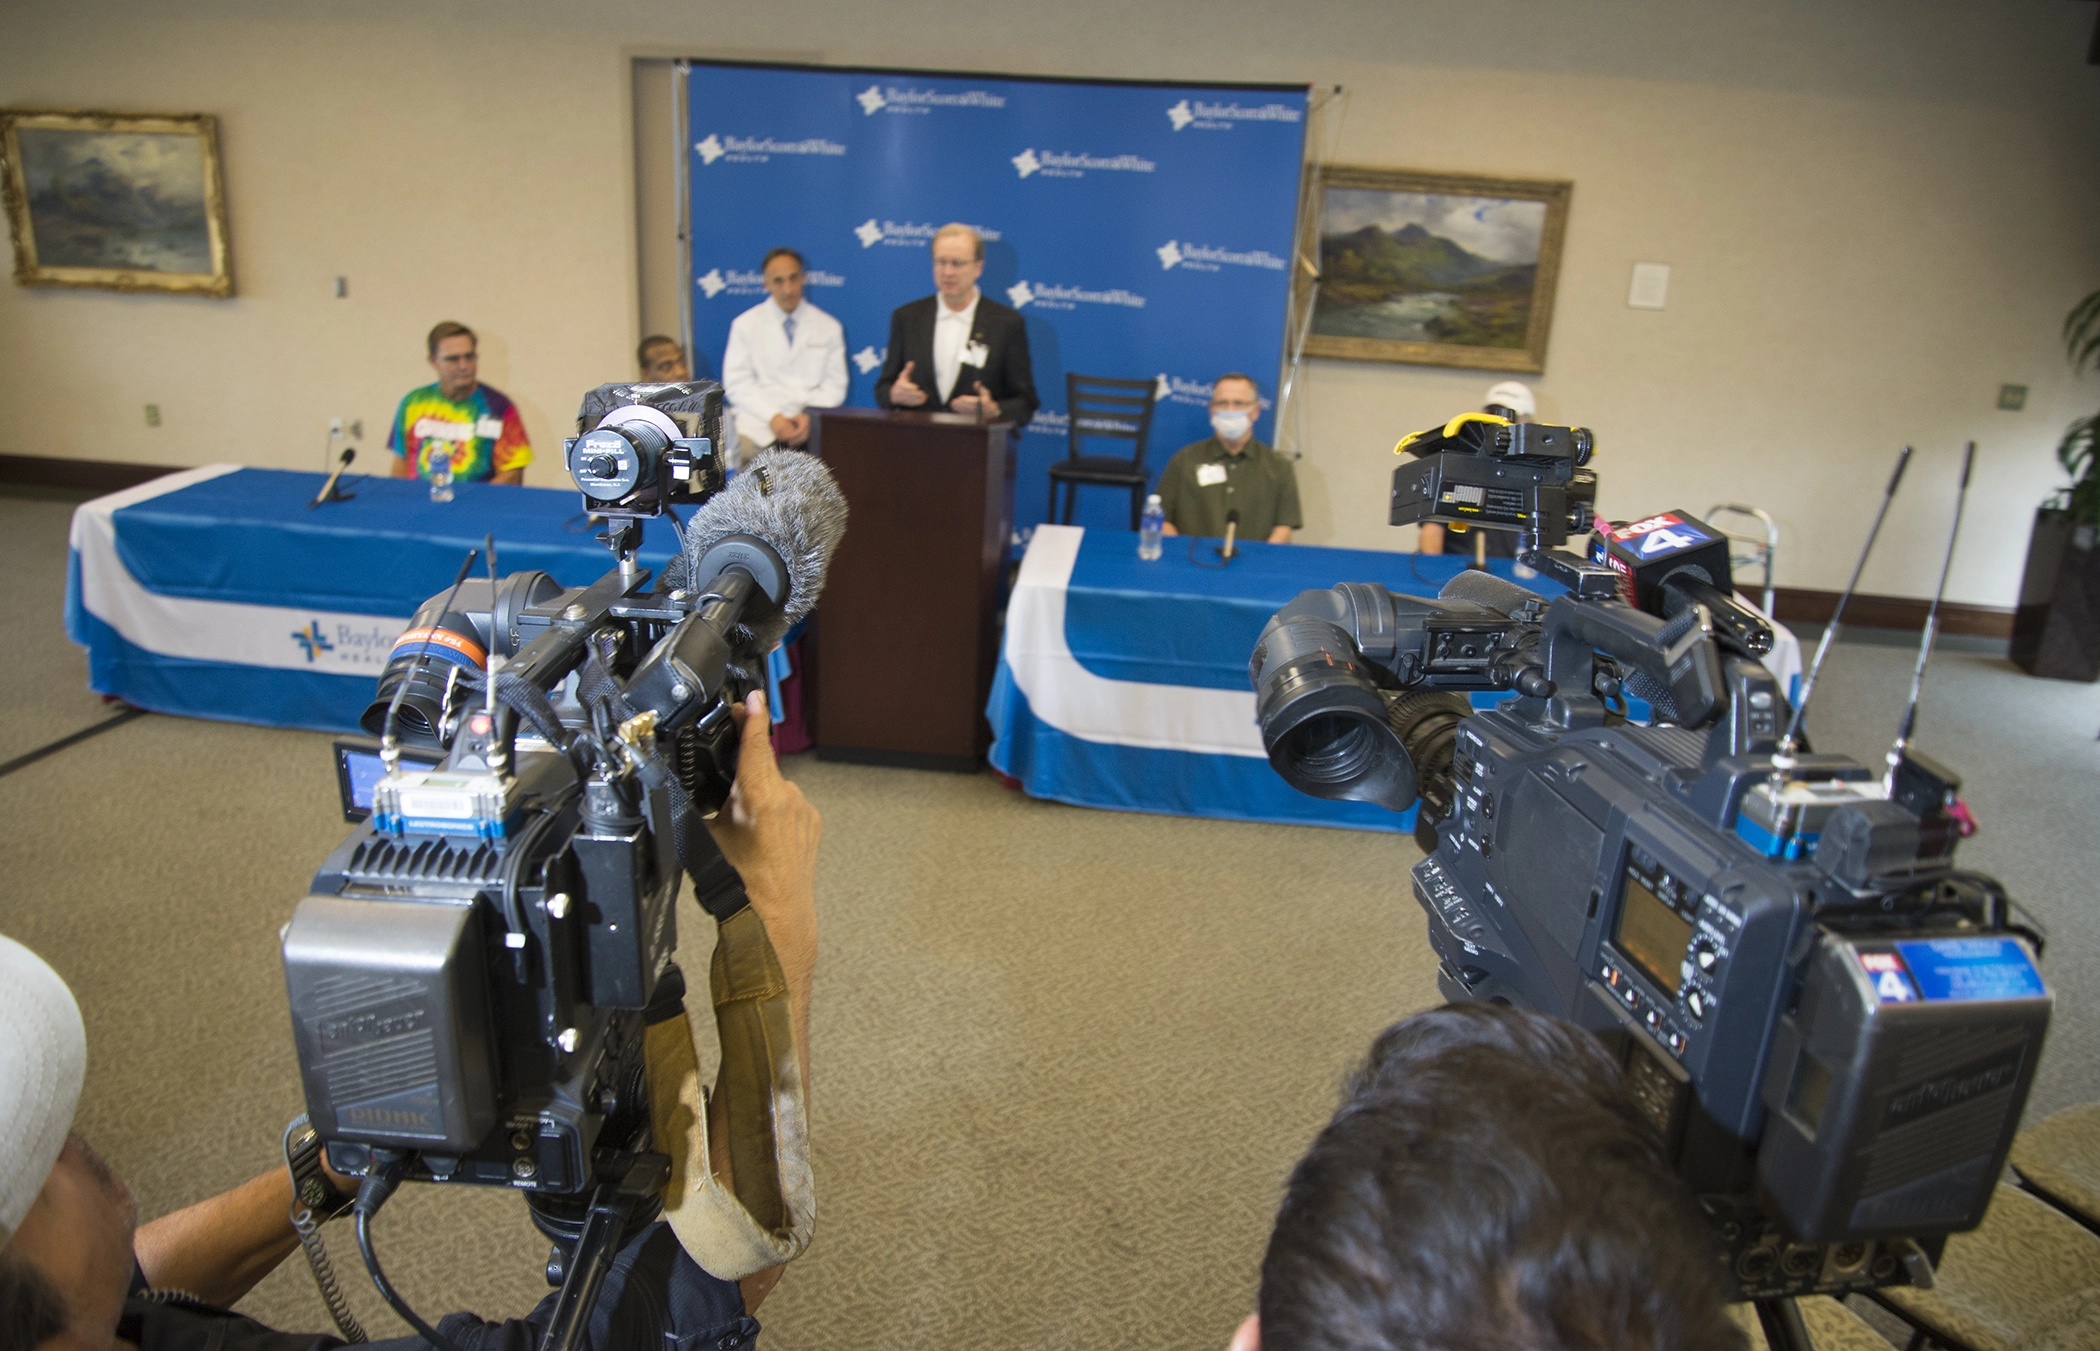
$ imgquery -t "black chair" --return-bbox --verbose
[1048,374,1158,529]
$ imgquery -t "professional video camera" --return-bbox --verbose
[279,381,846,1351]
[1253,431,2048,1340]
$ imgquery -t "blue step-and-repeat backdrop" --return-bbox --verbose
[682,62,1308,535]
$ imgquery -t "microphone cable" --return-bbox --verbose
[351,1150,469,1351]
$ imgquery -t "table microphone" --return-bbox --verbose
[309,447,357,508]
[1218,508,1240,561]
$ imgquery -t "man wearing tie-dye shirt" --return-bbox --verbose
[388,321,533,484]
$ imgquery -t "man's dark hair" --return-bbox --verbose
[426,320,476,358]
[1259,1004,1745,1351]
[638,334,682,367]
[0,1246,71,1348]
[761,247,805,272]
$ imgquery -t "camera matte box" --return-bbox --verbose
[283,894,498,1153]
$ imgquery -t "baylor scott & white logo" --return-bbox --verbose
[855,219,1002,249]
[1011,148,1155,179]
[695,133,846,166]
[857,84,1007,115]
[1006,280,1146,311]
[1166,98,1304,131]
[290,619,395,670]
[852,346,886,374]
[1155,239,1287,271]
[698,267,845,299]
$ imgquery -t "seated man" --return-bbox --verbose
[388,321,532,486]
[639,333,692,382]
[0,691,817,1351]
[1158,374,1301,543]
[722,248,847,463]
[1231,1003,1744,1351]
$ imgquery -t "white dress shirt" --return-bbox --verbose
[932,291,980,405]
[721,297,848,453]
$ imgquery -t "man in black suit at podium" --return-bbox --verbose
[875,223,1039,427]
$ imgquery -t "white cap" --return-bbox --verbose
[0,935,87,1248]
[1483,381,1536,418]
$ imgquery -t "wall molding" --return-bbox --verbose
[1769,586,2012,638]
[0,454,187,495]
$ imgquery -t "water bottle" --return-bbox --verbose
[1138,494,1164,561]
[429,456,454,503]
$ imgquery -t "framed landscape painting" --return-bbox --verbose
[0,109,233,297]
[1296,165,1570,373]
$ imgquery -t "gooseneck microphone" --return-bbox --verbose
[1219,507,1241,561]
[309,447,357,509]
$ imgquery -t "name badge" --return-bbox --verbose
[475,417,504,439]
[414,417,473,442]
[1196,462,1228,487]
[962,340,990,368]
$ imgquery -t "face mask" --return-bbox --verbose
[1211,410,1253,442]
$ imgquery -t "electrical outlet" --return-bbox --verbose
[1998,384,2028,411]
[144,404,161,428]
[347,419,363,440]
[334,276,348,298]
[329,417,344,437]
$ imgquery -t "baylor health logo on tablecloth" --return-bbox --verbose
[1155,240,1287,272]
[1011,148,1156,180]
[695,133,847,166]
[856,84,1007,116]
[1006,280,1146,311]
[1166,98,1305,132]
[854,218,1002,249]
[290,619,398,671]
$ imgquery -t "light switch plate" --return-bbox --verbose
[1628,262,1671,310]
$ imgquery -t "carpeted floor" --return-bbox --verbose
[4,488,2096,1349]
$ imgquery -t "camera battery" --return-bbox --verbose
[372,767,518,841]
[283,894,499,1154]
[1757,931,2049,1243]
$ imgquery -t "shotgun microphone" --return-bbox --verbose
[1219,508,1241,561]
[309,448,357,508]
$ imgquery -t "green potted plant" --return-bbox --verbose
[2010,289,2100,681]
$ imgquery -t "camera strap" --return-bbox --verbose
[644,906,815,1280]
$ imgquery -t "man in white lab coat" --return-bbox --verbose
[721,247,848,464]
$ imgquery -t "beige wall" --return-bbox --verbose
[4,0,2095,605]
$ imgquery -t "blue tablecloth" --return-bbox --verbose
[66,465,682,732]
[987,526,1560,833]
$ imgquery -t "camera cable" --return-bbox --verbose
[352,1150,469,1351]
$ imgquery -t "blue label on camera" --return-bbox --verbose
[1892,938,2045,1003]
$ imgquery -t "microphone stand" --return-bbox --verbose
[310,449,359,508]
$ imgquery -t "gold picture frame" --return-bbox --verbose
[0,109,233,297]
[1293,165,1570,374]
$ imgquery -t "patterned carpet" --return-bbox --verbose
[4,488,2096,1349]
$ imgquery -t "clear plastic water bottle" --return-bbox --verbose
[1138,494,1164,560]
[429,457,454,503]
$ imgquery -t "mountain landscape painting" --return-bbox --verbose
[1297,169,1570,373]
[2,111,232,296]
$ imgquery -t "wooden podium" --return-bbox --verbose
[807,408,1016,770]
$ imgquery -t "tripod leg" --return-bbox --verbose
[540,1153,672,1351]
[1754,1297,1816,1351]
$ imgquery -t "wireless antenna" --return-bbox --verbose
[379,547,481,774]
[1771,445,1912,777]
[1885,442,1975,788]
[482,534,510,778]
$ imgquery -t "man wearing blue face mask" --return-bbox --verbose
[1157,373,1302,543]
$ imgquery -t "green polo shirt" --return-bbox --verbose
[1155,436,1303,540]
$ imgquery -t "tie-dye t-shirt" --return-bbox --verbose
[387,383,533,481]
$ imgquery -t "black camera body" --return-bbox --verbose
[1389,415,1598,548]
[1254,558,2050,1301]
[284,382,775,1205]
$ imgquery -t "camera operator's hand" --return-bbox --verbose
[707,691,820,1065]
[889,360,928,407]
